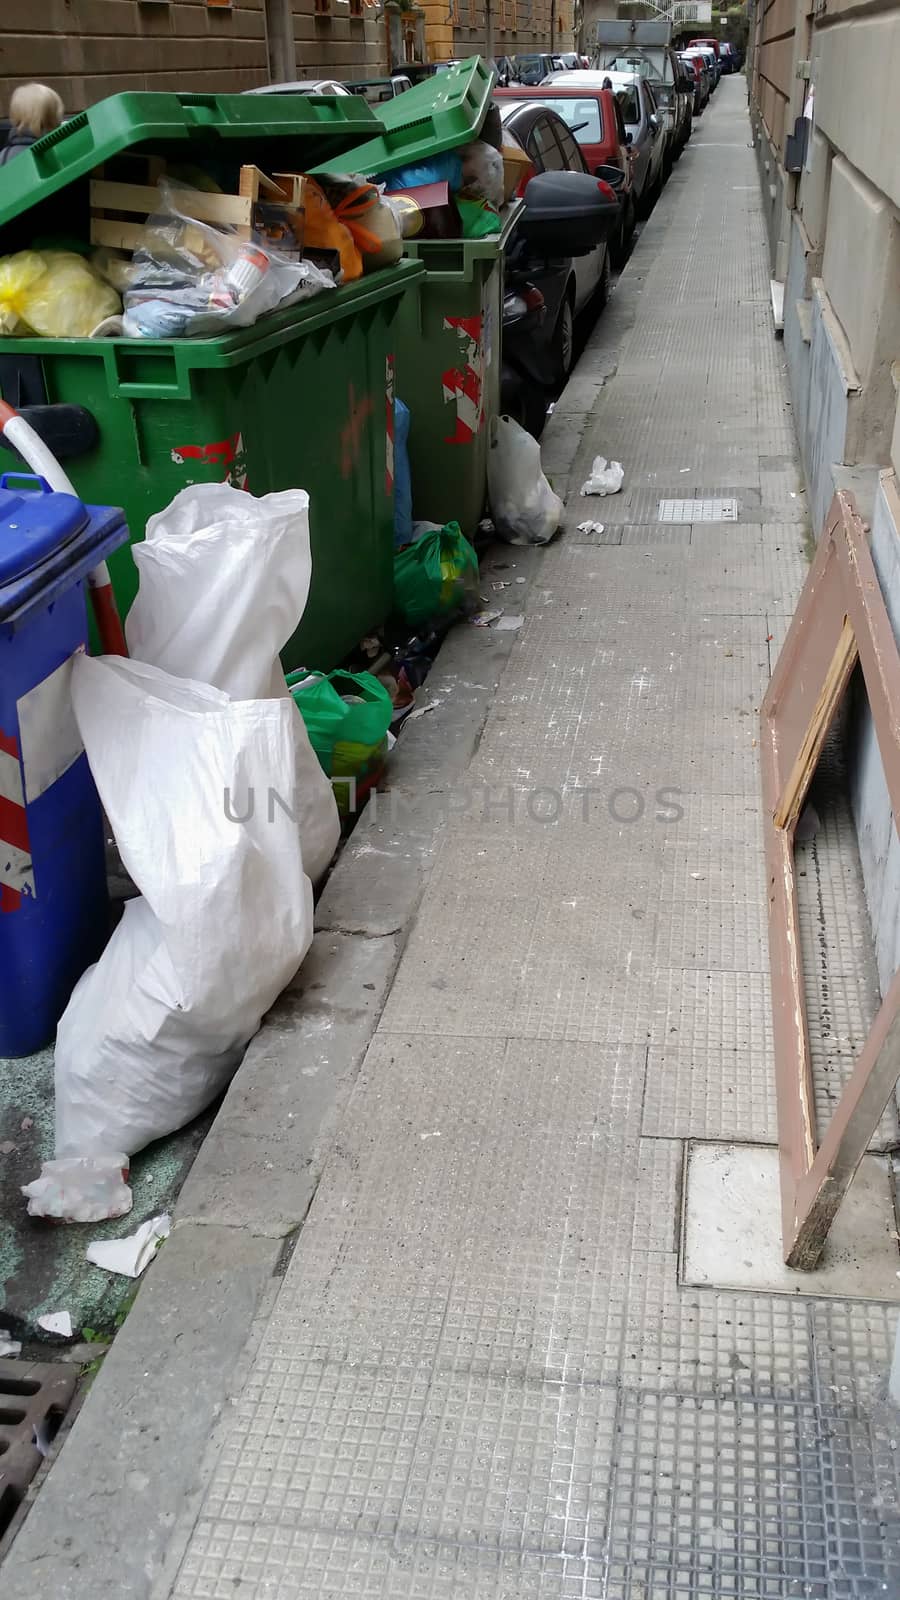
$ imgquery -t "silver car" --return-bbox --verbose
[244,79,351,97]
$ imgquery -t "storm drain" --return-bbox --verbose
[658,496,739,522]
[0,1358,77,1538]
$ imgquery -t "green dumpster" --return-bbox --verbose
[314,59,521,539]
[0,92,424,671]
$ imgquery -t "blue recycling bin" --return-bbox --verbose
[0,474,129,1057]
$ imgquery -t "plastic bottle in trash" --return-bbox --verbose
[221,244,271,305]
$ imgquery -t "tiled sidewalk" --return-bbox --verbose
[171,80,900,1599]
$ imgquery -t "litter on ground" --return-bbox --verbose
[86,1213,172,1279]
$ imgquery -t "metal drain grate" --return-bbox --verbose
[0,1358,77,1539]
[658,497,739,522]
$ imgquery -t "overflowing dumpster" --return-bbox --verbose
[0,93,424,670]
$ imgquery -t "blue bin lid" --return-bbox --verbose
[0,476,129,633]
[0,476,89,587]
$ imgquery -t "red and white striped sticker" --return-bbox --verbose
[441,314,485,445]
[0,728,34,912]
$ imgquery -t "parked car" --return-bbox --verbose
[678,52,709,115]
[344,75,413,103]
[543,69,666,216]
[718,42,739,73]
[501,167,620,434]
[435,57,514,85]
[681,49,714,106]
[687,36,721,65]
[498,102,617,385]
[687,44,720,88]
[495,82,635,260]
[554,53,582,71]
[594,41,692,159]
[244,79,352,96]
[511,53,561,85]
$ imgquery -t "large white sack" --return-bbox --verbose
[127,483,339,882]
[54,654,314,1159]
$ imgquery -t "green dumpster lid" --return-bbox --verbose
[312,56,496,180]
[0,92,386,233]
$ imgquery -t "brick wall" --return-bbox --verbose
[0,0,387,111]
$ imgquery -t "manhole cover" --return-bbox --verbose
[658,497,739,522]
[0,1358,77,1539]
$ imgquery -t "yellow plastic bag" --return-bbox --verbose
[0,250,121,338]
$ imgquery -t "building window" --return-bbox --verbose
[499,0,507,26]
[467,0,475,25]
[349,0,363,15]
[315,0,331,15]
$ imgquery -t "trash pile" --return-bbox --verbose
[7,403,582,1241]
[1,64,586,1267]
[0,124,514,343]
[13,469,497,1228]
[0,169,403,341]
[20,485,337,1223]
[373,130,512,243]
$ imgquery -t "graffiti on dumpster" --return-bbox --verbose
[339,383,375,480]
[170,430,249,489]
[441,314,485,445]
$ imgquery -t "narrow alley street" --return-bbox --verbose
[5,76,899,1600]
[163,80,899,1599]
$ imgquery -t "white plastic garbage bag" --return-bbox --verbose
[487,415,563,546]
[580,455,624,496]
[22,1155,133,1222]
[127,483,339,883]
[52,655,314,1162]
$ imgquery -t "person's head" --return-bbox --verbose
[9,83,64,139]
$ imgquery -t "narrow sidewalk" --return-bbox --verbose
[9,78,900,1600]
[165,80,899,1598]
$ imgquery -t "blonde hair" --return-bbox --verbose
[9,83,64,139]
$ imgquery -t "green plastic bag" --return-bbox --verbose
[287,669,393,817]
[457,197,502,239]
[393,521,479,629]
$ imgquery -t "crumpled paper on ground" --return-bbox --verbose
[86,1213,171,1278]
[37,1312,73,1338]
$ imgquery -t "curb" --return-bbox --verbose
[0,567,538,1600]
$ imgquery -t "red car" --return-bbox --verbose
[494,84,635,259]
[679,53,709,115]
[688,35,721,58]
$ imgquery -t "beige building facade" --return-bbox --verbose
[0,0,574,106]
[749,0,900,982]
[420,0,573,70]
[0,0,388,108]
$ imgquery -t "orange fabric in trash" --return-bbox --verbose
[302,177,363,282]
